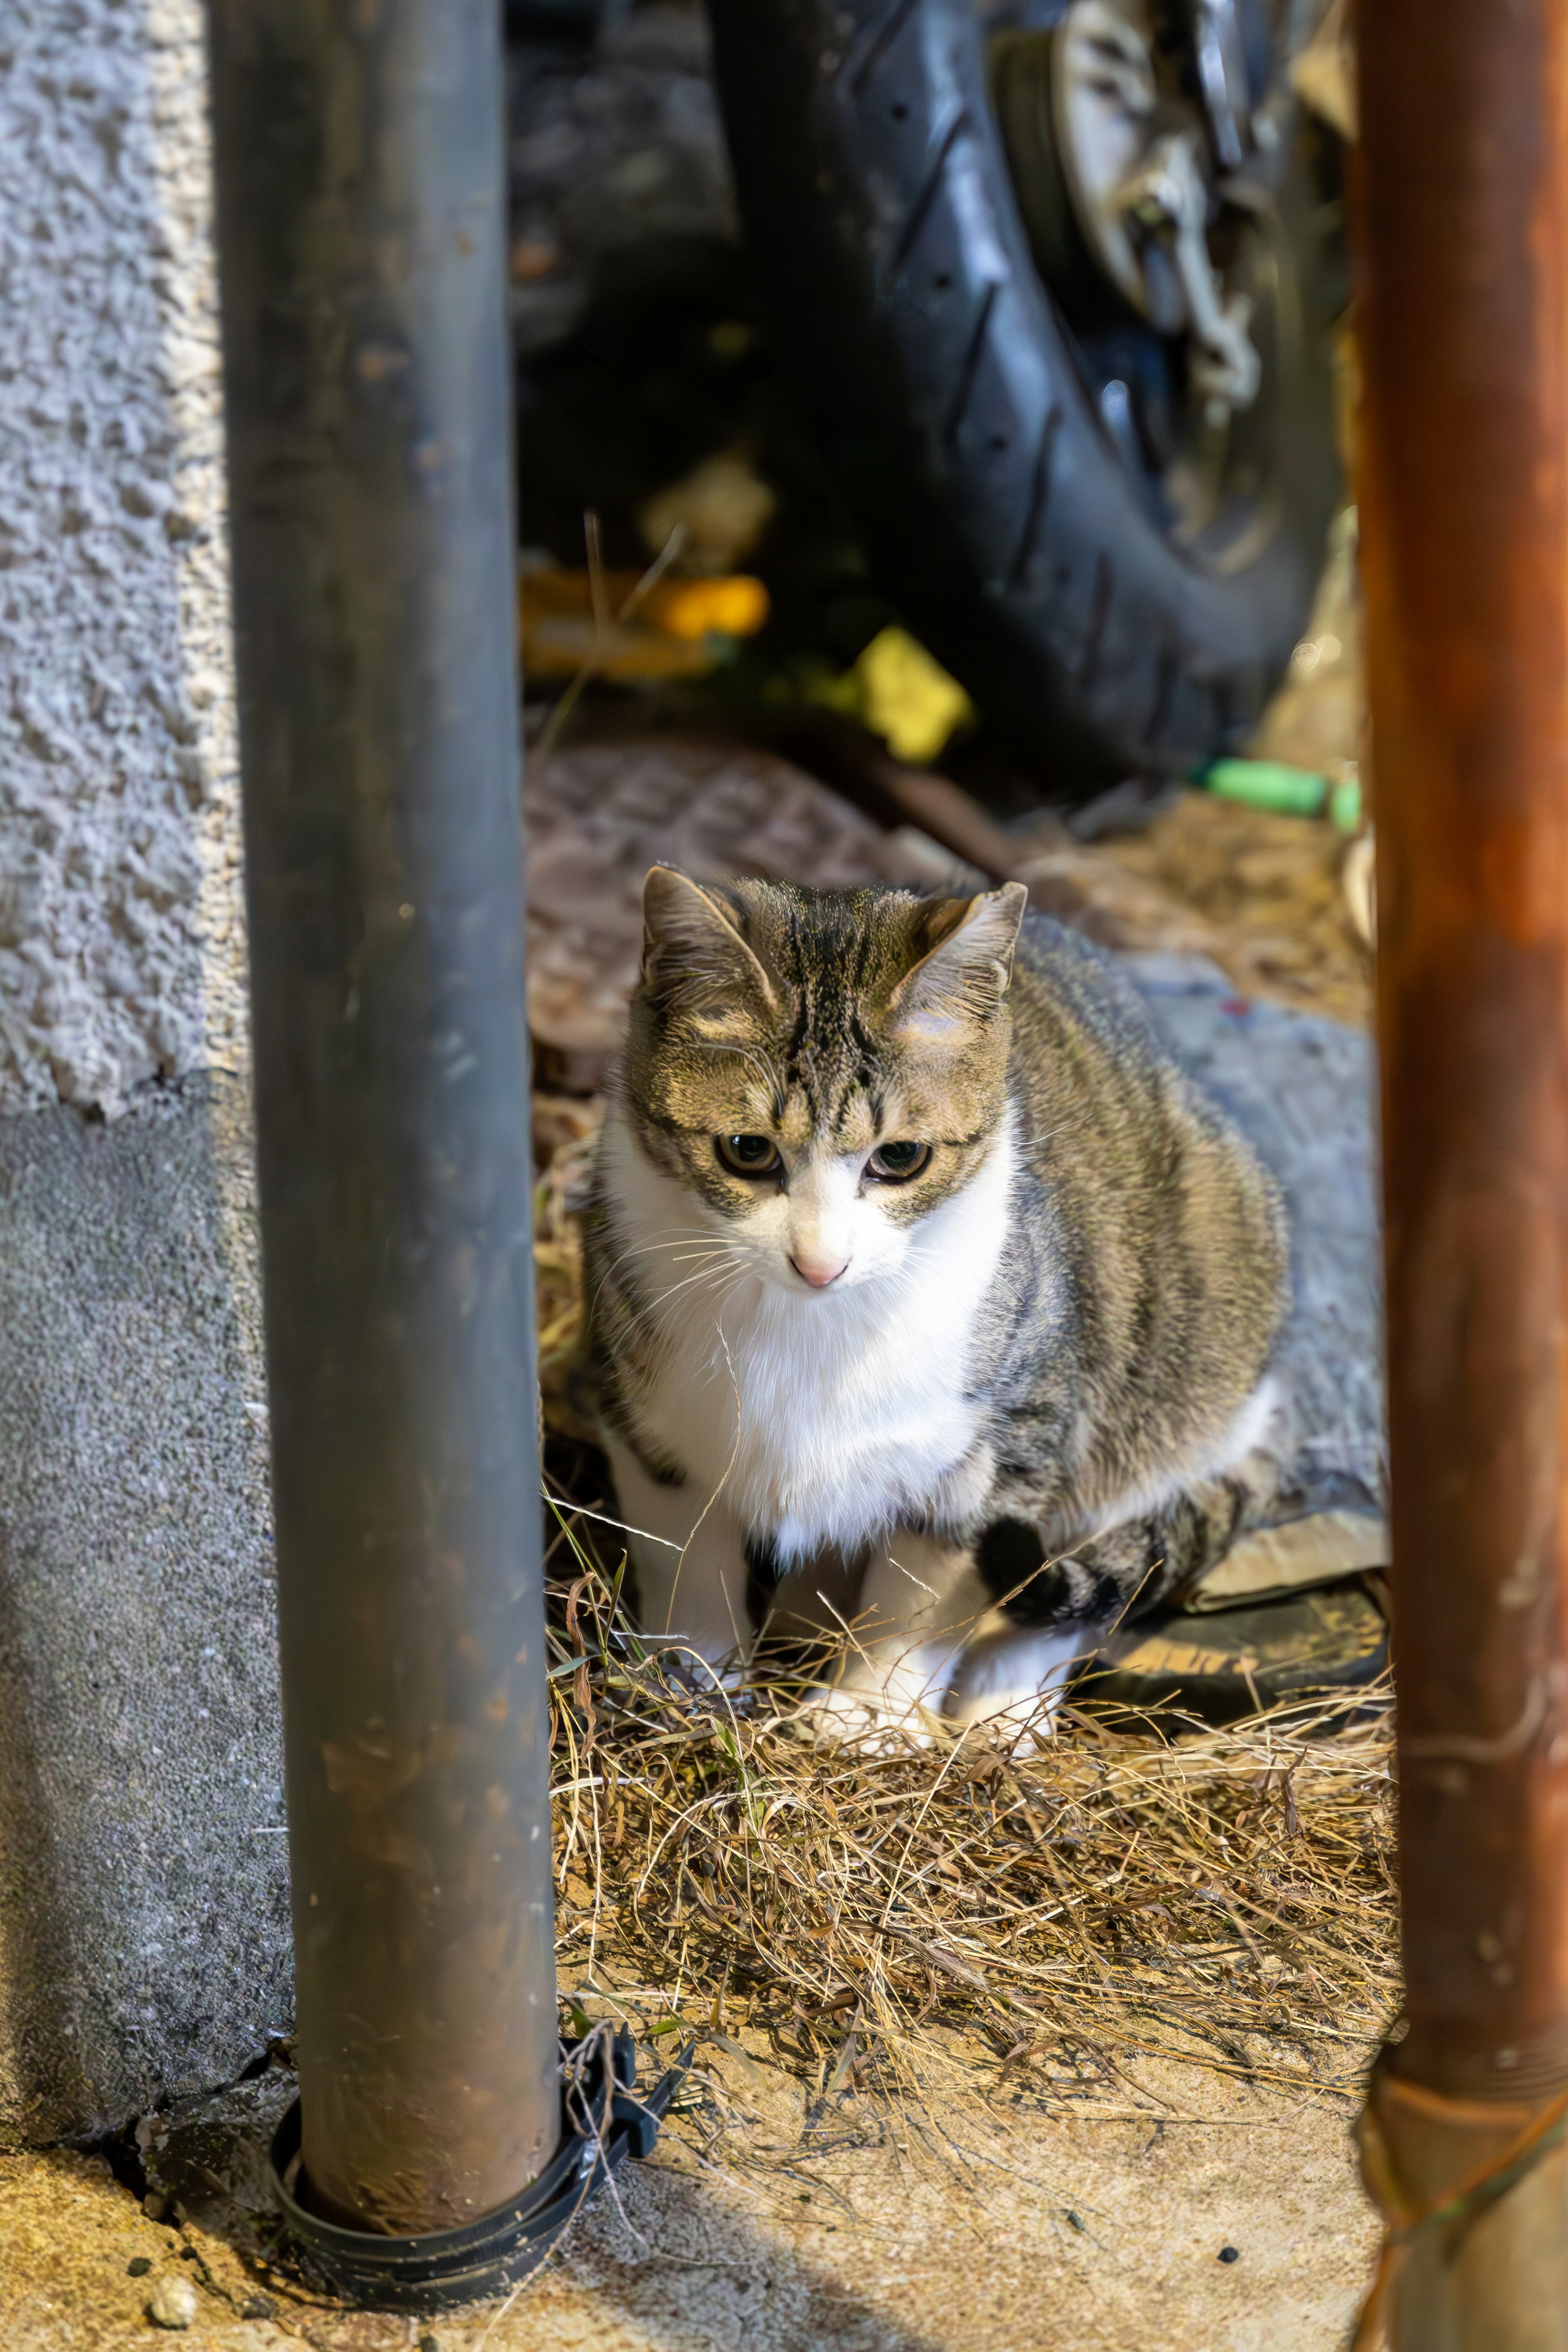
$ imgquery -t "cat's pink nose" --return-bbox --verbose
[791,1252,847,1288]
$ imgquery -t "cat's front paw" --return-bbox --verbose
[799,1685,941,1752]
[800,1639,960,1748]
[942,1617,1096,1746]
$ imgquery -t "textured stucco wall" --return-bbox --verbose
[0,0,247,1114]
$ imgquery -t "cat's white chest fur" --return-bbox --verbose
[603,1111,1016,1558]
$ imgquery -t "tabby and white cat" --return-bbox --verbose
[582,867,1288,1730]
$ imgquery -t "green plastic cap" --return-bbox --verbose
[1200,758,1328,817]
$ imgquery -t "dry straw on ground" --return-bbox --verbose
[541,1515,1398,2127]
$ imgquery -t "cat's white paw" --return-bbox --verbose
[942,1618,1095,1747]
[802,1638,961,1747]
[800,1684,927,1750]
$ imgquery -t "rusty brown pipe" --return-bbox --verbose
[1356,0,1568,2332]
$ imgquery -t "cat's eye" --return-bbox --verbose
[715,1133,783,1178]
[866,1140,932,1183]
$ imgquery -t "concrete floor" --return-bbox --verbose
[2,2026,1379,2352]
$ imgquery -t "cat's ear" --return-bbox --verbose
[640,866,778,1018]
[890,882,1027,1042]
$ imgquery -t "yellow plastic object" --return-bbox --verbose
[646,575,770,641]
[518,567,769,681]
[854,626,974,765]
[522,615,717,681]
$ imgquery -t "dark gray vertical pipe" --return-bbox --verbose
[206,0,558,2233]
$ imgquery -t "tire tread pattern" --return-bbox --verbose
[707,0,1340,780]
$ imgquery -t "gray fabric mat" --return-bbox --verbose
[1123,953,1386,1523]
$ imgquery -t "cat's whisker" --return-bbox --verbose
[628,1254,756,1348]
[599,1227,735,1274]
[587,1225,744,1323]
[652,1242,748,1275]
[642,1272,746,1337]
[646,1240,752,1288]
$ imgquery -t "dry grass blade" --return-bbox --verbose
[539,1521,1399,2123]
[530,511,688,770]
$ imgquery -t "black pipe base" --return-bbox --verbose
[268,2030,687,2311]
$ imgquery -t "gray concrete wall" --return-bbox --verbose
[0,0,284,2144]
[0,1079,288,2144]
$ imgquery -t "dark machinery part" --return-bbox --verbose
[706,0,1341,790]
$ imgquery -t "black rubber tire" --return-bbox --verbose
[705,0,1341,789]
